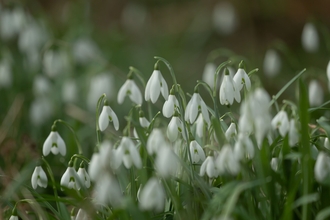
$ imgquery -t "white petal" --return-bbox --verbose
[160,74,169,100]
[117,80,130,104]
[189,94,199,123]
[31,166,39,189]
[129,81,143,105]
[56,132,66,156]
[167,117,179,142]
[150,71,161,103]
[60,167,72,189]
[110,110,119,131]
[42,132,52,156]
[99,106,110,131]
[162,95,175,118]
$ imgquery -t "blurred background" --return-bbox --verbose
[1,0,330,213]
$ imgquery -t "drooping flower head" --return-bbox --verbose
[43,124,66,156]
[302,22,319,53]
[185,91,210,124]
[219,68,241,105]
[162,87,179,118]
[60,162,80,190]
[116,137,142,169]
[145,63,169,103]
[233,61,251,91]
[98,100,119,131]
[117,72,142,105]
[139,177,166,212]
[31,165,48,189]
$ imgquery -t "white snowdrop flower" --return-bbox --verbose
[155,146,179,178]
[202,63,217,88]
[270,158,279,172]
[73,37,102,65]
[0,59,12,88]
[200,156,218,178]
[325,138,330,150]
[117,75,142,105]
[75,209,89,220]
[62,79,78,103]
[0,8,26,40]
[147,129,167,155]
[139,113,150,128]
[308,80,323,107]
[33,75,52,96]
[9,215,19,220]
[162,92,179,118]
[139,177,165,212]
[87,73,114,111]
[233,61,251,91]
[94,173,123,207]
[145,68,169,103]
[98,103,119,131]
[167,115,185,142]
[234,133,254,160]
[225,122,237,140]
[212,2,238,35]
[116,137,142,169]
[88,141,114,181]
[216,145,240,175]
[195,113,206,138]
[263,49,281,77]
[77,166,91,189]
[60,166,80,190]
[302,22,319,53]
[29,97,53,126]
[289,119,299,147]
[315,151,330,182]
[43,129,66,156]
[185,92,210,124]
[220,68,241,105]
[18,21,47,54]
[31,166,48,189]
[43,50,69,78]
[271,110,290,137]
[190,140,206,164]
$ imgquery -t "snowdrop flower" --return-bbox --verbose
[212,2,238,35]
[185,92,210,124]
[325,138,330,150]
[233,61,251,91]
[315,151,330,182]
[202,63,217,87]
[220,68,241,105]
[43,127,66,156]
[60,165,80,190]
[289,119,299,147]
[302,22,319,53]
[147,129,168,155]
[234,133,254,160]
[200,156,218,178]
[93,173,123,207]
[145,67,169,103]
[162,90,179,118]
[0,8,26,40]
[309,80,323,107]
[270,158,279,172]
[190,140,205,164]
[117,74,142,105]
[139,177,165,212]
[263,49,281,77]
[167,115,185,142]
[87,73,114,111]
[225,122,237,140]
[0,59,12,88]
[271,110,289,137]
[33,75,52,96]
[30,97,53,126]
[155,146,179,178]
[77,166,91,189]
[31,166,48,189]
[139,111,150,128]
[98,102,119,131]
[43,50,69,78]
[116,137,142,169]
[18,21,47,55]
[9,215,19,220]
[216,145,240,175]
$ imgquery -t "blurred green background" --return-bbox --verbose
[1,0,330,214]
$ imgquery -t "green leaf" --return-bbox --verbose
[316,207,330,220]
[292,193,319,209]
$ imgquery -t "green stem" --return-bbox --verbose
[96,94,106,148]
[42,157,60,212]
[70,154,90,164]
[54,119,83,155]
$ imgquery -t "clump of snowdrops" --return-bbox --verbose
[4,51,330,220]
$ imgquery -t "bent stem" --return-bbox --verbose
[54,119,83,155]
[96,94,106,148]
